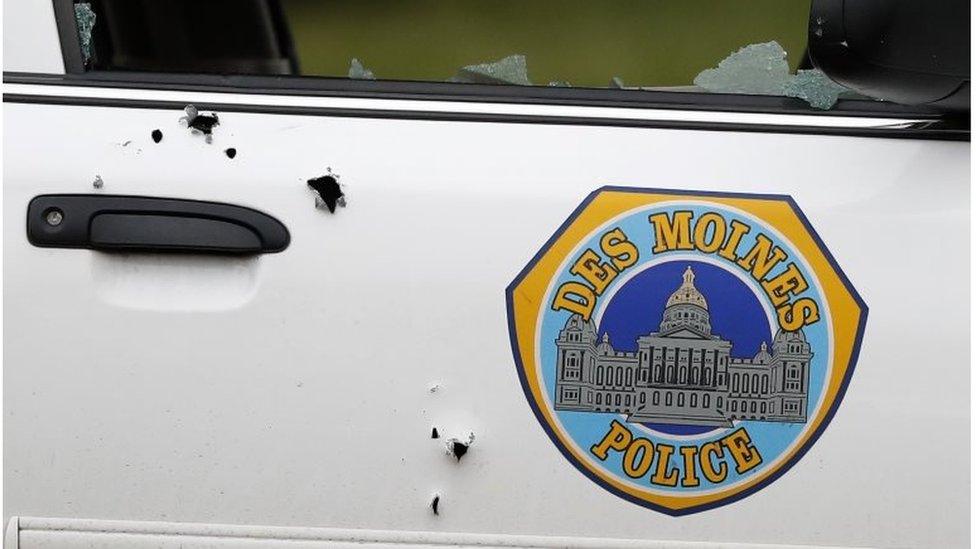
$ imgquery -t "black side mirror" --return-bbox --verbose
[808,0,969,111]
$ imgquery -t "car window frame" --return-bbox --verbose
[28,0,971,140]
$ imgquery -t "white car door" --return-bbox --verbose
[4,1,970,548]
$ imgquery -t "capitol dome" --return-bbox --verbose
[659,266,712,336]
[666,266,708,310]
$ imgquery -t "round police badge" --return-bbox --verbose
[506,187,866,515]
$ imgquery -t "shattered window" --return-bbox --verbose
[77,0,857,109]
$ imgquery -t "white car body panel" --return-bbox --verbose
[3,90,969,547]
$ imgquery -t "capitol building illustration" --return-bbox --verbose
[554,267,812,426]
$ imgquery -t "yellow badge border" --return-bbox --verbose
[506,186,867,515]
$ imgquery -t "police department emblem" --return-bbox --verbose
[505,187,866,515]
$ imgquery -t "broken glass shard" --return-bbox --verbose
[784,69,849,110]
[74,3,97,66]
[348,58,375,80]
[693,41,790,95]
[693,41,853,109]
[449,54,532,86]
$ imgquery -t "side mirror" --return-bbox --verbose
[808,0,969,111]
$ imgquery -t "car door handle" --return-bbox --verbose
[27,194,290,254]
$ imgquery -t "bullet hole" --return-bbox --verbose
[429,384,441,393]
[431,427,439,439]
[445,432,475,462]
[430,495,440,515]
[225,148,237,159]
[307,175,346,213]
[449,441,468,461]
[179,105,219,143]
[92,175,104,189]
[151,129,163,143]
[190,114,219,134]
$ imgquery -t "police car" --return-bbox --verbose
[3,0,969,547]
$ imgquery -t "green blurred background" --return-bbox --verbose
[281,0,811,87]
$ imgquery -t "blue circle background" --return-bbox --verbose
[598,260,769,435]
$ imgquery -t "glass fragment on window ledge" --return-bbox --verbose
[348,58,376,80]
[448,54,532,86]
[693,40,853,109]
